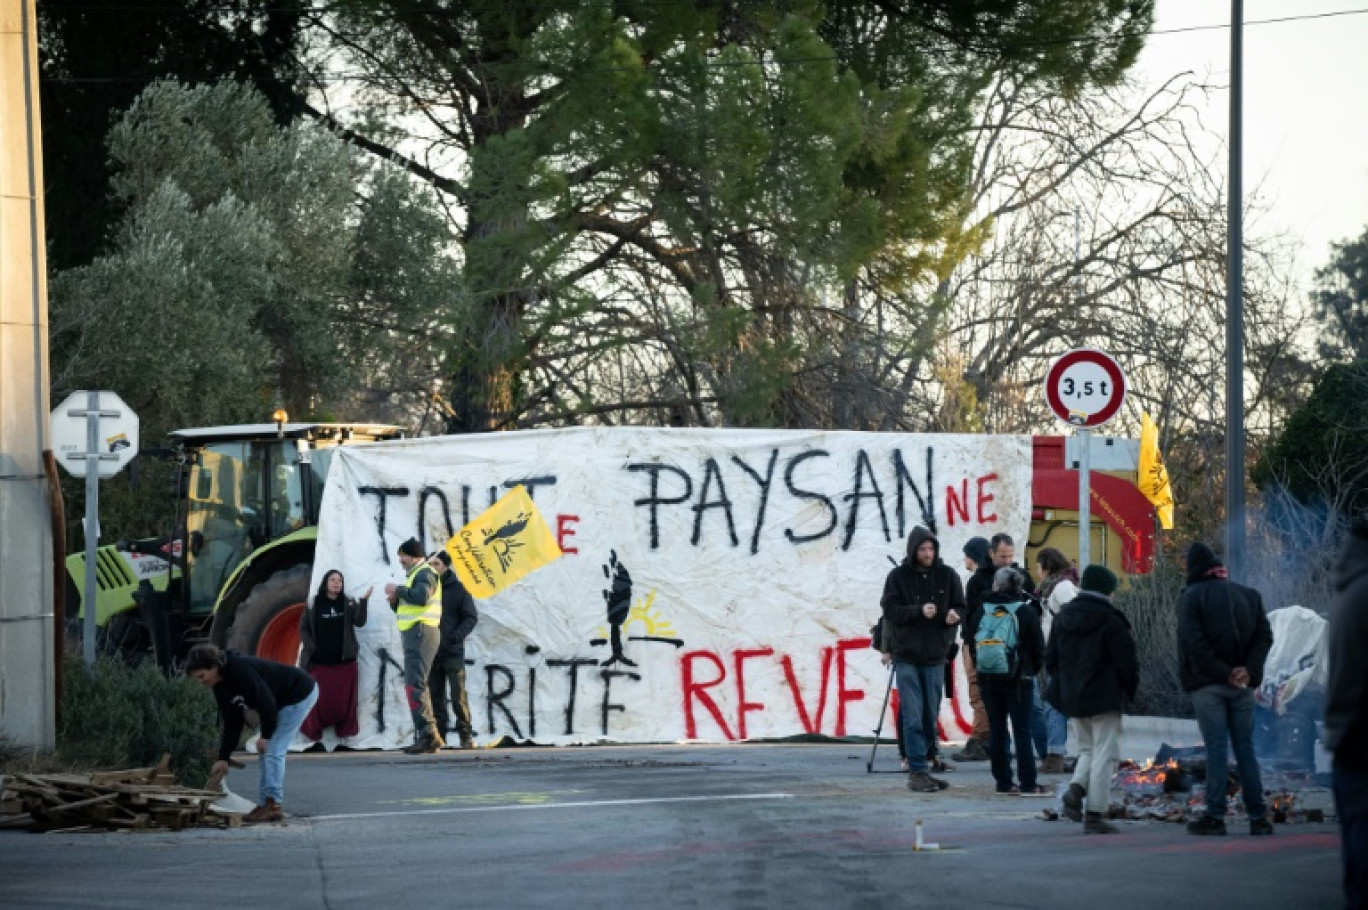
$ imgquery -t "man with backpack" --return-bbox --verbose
[881,526,965,793]
[1046,565,1138,834]
[1178,542,1275,837]
[974,566,1047,794]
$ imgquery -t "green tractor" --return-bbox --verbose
[66,421,403,669]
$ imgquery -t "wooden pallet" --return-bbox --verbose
[0,754,245,832]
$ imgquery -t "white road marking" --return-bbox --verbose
[310,792,794,822]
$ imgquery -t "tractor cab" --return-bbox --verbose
[66,419,403,670]
[171,422,402,619]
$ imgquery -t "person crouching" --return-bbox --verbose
[188,643,319,823]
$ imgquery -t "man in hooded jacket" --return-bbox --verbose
[1177,541,1274,837]
[1328,519,1368,909]
[881,527,965,793]
[1046,565,1137,834]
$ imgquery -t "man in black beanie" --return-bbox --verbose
[953,536,994,762]
[1178,541,1274,837]
[1045,564,1137,834]
[384,537,445,753]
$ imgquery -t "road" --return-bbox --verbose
[0,744,1341,909]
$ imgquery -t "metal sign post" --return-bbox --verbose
[1044,349,1127,573]
[51,390,139,665]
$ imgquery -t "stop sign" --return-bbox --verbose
[50,390,140,478]
[1043,348,1127,428]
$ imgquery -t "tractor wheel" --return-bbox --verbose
[98,610,149,664]
[225,563,312,664]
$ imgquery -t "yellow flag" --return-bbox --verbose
[445,485,563,599]
[1138,412,1175,530]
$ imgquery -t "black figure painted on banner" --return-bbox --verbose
[602,550,636,667]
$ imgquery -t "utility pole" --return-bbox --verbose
[0,0,56,749]
[1226,0,1246,578]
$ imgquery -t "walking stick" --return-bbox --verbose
[866,665,896,773]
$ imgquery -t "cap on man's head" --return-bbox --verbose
[1079,564,1118,596]
[398,538,424,559]
[962,536,991,567]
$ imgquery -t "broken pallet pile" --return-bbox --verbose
[0,754,243,833]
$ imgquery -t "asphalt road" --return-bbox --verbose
[0,744,1342,910]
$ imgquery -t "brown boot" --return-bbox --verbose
[459,734,475,750]
[1083,811,1118,834]
[1039,754,1066,774]
[951,738,989,762]
[244,799,283,824]
[1061,783,1086,822]
[403,736,443,755]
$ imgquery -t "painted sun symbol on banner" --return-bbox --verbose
[594,591,679,643]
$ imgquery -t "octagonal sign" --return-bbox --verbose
[50,390,139,478]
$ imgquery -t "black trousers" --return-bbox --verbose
[429,656,474,738]
[983,677,1038,791]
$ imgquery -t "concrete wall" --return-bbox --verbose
[0,0,55,749]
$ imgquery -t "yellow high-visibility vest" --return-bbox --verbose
[395,562,441,631]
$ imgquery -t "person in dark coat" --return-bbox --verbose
[188,644,318,824]
[953,536,995,762]
[1045,564,1137,834]
[881,526,965,793]
[976,567,1047,794]
[1328,519,1368,909]
[428,550,479,750]
[298,569,369,746]
[1177,542,1275,837]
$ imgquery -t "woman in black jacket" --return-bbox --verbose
[188,644,318,823]
[298,569,369,746]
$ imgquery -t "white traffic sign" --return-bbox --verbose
[50,390,139,478]
[1044,348,1127,428]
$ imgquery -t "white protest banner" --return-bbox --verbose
[310,428,1031,749]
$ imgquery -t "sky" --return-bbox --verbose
[1136,0,1368,297]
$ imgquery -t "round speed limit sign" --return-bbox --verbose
[1043,348,1127,428]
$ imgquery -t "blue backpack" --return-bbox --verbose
[975,600,1025,678]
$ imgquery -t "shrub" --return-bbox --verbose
[58,655,218,785]
[1114,557,1189,718]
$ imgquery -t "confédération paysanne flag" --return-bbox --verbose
[445,485,563,599]
[1138,411,1175,530]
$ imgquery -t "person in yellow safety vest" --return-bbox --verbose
[384,537,445,754]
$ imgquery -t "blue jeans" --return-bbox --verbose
[1039,674,1068,754]
[1191,683,1267,821]
[893,661,943,774]
[260,682,318,804]
[1335,766,1368,910]
[984,677,1038,791]
[1029,678,1048,760]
